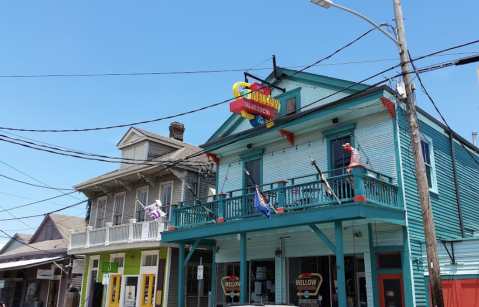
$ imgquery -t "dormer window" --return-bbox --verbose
[121,143,146,169]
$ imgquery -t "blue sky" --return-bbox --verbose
[1,1,478,243]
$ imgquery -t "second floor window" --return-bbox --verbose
[330,137,351,176]
[136,188,148,222]
[245,159,261,194]
[113,194,125,225]
[96,198,107,228]
[421,137,437,192]
[160,182,173,219]
[286,97,297,115]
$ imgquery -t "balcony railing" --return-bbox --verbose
[170,166,399,230]
[69,219,168,250]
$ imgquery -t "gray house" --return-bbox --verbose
[68,122,216,307]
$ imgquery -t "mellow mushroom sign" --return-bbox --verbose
[230,82,281,128]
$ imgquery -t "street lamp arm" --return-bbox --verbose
[329,2,400,47]
[311,0,400,47]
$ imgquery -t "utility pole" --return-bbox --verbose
[392,0,444,306]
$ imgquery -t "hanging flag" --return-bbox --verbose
[309,155,341,204]
[254,186,271,219]
[144,203,167,220]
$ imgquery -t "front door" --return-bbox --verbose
[109,275,122,307]
[378,274,404,307]
[141,274,155,307]
[47,280,60,307]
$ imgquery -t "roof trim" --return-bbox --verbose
[0,256,66,271]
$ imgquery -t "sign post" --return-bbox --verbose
[197,257,203,307]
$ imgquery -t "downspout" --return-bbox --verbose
[449,131,466,238]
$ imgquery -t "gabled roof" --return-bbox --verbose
[0,233,32,255]
[0,214,85,261]
[74,126,210,190]
[207,68,372,143]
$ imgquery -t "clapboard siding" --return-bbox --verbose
[398,105,479,306]
[421,239,479,276]
[88,173,204,228]
[148,142,176,160]
[217,111,396,196]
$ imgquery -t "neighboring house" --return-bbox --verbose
[68,122,216,307]
[160,68,479,307]
[0,214,86,307]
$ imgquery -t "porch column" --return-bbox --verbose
[210,241,217,307]
[178,242,185,307]
[240,233,247,303]
[335,221,346,307]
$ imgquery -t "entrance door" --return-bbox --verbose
[124,276,139,307]
[378,274,404,307]
[141,274,155,307]
[109,275,122,307]
[47,280,60,307]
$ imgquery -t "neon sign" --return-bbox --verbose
[230,82,281,128]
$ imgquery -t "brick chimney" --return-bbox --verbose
[169,121,185,142]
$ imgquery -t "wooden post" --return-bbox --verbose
[240,233,247,303]
[392,1,444,306]
[217,193,227,223]
[275,180,289,213]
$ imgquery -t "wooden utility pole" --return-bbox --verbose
[392,0,444,306]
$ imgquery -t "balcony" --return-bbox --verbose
[68,219,168,251]
[170,167,400,230]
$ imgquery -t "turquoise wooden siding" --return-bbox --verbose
[216,111,397,196]
[397,106,479,307]
[453,141,479,234]
[421,238,479,276]
[227,79,354,136]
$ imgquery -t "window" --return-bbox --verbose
[141,274,155,307]
[245,159,261,193]
[377,253,402,269]
[421,136,437,192]
[95,198,107,228]
[112,256,124,268]
[187,264,212,296]
[159,182,173,219]
[136,187,148,222]
[113,194,125,225]
[330,136,351,176]
[286,97,297,115]
[143,254,158,267]
[272,88,301,119]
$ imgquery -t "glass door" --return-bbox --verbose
[124,276,139,307]
[109,274,122,307]
[378,274,404,307]
[141,274,155,307]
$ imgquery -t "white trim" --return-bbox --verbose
[135,186,150,222]
[163,247,172,307]
[420,134,438,193]
[46,279,62,307]
[119,274,141,307]
[95,197,107,228]
[159,181,174,221]
[84,255,100,307]
[112,192,126,226]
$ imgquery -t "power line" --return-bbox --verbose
[0,173,75,190]
[0,191,78,213]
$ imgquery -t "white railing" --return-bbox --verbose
[68,218,168,250]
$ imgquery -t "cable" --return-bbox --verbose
[408,50,479,166]
[0,204,35,230]
[0,191,78,213]
[0,229,65,256]
[0,27,379,133]
[0,173,75,190]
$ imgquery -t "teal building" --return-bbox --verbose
[161,68,479,307]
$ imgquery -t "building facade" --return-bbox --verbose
[0,214,86,307]
[68,123,215,307]
[160,69,479,307]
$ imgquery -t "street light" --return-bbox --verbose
[309,1,445,307]
[310,0,400,47]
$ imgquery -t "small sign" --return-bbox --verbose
[221,276,240,297]
[102,273,110,285]
[197,265,204,280]
[102,262,118,273]
[72,259,86,274]
[37,269,54,280]
[141,222,150,239]
[125,286,136,307]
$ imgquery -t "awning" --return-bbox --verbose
[0,256,66,271]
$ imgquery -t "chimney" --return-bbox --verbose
[473,131,477,147]
[169,121,185,142]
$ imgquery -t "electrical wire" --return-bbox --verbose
[0,229,65,256]
[0,191,78,213]
[0,173,75,190]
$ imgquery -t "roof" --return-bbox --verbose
[0,256,67,271]
[74,126,210,190]
[0,214,85,261]
[201,85,395,149]
[0,233,33,254]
